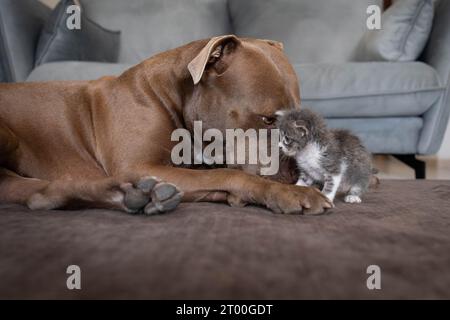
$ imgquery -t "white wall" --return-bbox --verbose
[438,121,450,159]
[39,0,59,8]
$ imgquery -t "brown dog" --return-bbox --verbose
[0,35,331,215]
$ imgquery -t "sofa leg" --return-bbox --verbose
[392,154,426,179]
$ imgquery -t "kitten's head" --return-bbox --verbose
[275,108,325,156]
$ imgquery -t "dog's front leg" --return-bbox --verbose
[0,170,182,215]
[134,165,332,215]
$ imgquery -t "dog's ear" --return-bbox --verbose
[261,39,284,51]
[188,35,240,85]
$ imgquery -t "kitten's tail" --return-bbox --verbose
[369,168,380,188]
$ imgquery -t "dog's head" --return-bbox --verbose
[184,35,300,177]
[185,35,300,132]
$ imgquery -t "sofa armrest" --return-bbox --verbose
[0,0,50,82]
[420,0,450,83]
[418,72,450,155]
[417,0,450,154]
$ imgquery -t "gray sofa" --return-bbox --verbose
[1,0,450,178]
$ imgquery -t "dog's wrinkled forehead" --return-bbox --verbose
[188,35,300,103]
[237,39,299,96]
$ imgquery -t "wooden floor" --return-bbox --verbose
[374,155,450,180]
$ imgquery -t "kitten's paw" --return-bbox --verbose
[295,179,309,187]
[322,193,335,206]
[344,195,362,204]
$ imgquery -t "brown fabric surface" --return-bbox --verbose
[0,180,450,299]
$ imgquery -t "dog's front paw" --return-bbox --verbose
[144,181,183,215]
[121,176,183,215]
[264,183,332,215]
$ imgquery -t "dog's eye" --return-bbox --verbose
[262,116,276,125]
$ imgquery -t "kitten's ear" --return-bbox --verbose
[293,120,309,137]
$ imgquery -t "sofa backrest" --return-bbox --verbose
[420,0,450,83]
[229,0,383,64]
[80,0,232,64]
[80,0,384,65]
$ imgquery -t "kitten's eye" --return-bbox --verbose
[283,136,292,145]
[262,116,276,125]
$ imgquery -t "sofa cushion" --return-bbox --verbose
[326,117,422,154]
[27,61,132,82]
[296,61,444,117]
[79,0,232,64]
[229,0,383,64]
[35,0,121,66]
[355,0,435,62]
[28,60,443,121]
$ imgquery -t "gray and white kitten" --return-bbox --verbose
[276,108,373,204]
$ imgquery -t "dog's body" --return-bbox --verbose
[0,35,330,214]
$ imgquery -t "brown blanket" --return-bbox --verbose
[1,180,449,299]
